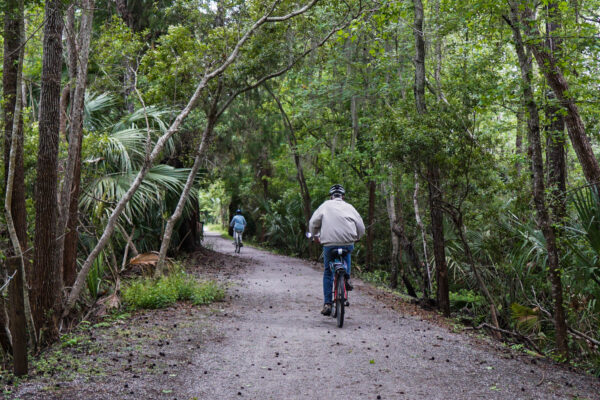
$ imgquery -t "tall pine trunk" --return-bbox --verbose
[33,0,64,342]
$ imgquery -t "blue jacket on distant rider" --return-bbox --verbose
[230,211,247,232]
[230,209,247,247]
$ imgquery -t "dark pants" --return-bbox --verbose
[322,244,354,304]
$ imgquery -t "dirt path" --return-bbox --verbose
[9,232,600,399]
[182,233,599,400]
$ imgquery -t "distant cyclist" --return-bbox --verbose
[309,184,365,316]
[230,209,247,247]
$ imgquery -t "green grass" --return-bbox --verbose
[122,270,224,310]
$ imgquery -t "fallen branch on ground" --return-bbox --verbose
[467,322,543,355]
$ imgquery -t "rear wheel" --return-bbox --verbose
[331,276,337,318]
[336,273,345,328]
[234,234,241,253]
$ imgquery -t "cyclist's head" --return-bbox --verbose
[235,209,242,215]
[329,184,345,199]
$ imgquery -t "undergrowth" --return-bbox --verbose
[122,269,224,310]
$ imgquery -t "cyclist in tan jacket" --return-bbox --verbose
[309,184,365,316]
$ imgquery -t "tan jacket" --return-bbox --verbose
[309,198,365,246]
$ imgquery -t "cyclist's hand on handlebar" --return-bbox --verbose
[306,232,320,243]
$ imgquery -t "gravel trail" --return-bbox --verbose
[8,232,599,399]
[183,233,600,400]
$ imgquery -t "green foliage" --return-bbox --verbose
[86,250,107,299]
[450,289,485,311]
[510,303,541,333]
[122,269,224,310]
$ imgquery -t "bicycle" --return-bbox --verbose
[306,233,350,328]
[233,230,243,253]
[329,247,349,328]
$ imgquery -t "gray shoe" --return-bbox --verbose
[321,304,332,316]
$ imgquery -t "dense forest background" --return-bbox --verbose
[1,0,599,376]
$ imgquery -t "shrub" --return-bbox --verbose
[122,270,224,310]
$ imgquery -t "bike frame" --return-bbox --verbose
[332,264,347,303]
[329,250,348,309]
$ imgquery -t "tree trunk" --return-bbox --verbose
[8,257,27,376]
[3,0,28,262]
[507,4,569,358]
[413,0,449,315]
[63,0,322,317]
[518,2,600,186]
[385,179,418,298]
[383,181,401,289]
[57,0,95,289]
[351,95,358,153]
[413,171,431,297]
[264,84,315,257]
[59,85,70,139]
[33,0,64,342]
[516,110,524,177]
[365,180,376,270]
[546,90,566,221]
[265,85,312,231]
[427,167,450,315]
[0,296,13,356]
[544,3,567,222]
[157,107,219,273]
[4,10,36,353]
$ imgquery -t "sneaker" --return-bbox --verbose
[240,242,243,247]
[345,279,354,291]
[320,304,332,316]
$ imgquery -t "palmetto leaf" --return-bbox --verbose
[572,186,600,256]
[84,92,117,131]
[82,165,195,224]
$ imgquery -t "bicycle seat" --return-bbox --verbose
[331,248,348,257]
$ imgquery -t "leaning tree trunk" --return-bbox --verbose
[157,95,221,274]
[33,0,64,343]
[507,4,569,358]
[63,2,323,316]
[517,2,600,186]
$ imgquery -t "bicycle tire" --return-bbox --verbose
[336,273,345,328]
[331,274,338,318]
[234,234,241,253]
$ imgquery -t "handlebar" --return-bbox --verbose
[305,232,320,243]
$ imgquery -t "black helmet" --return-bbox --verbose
[329,184,345,197]
[236,209,242,214]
